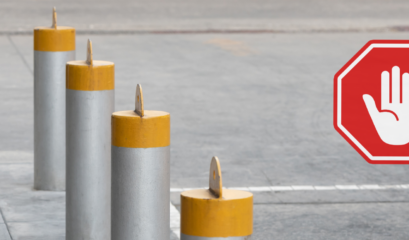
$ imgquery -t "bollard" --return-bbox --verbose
[111,84,170,239]
[66,40,114,240]
[34,7,75,191]
[181,157,253,240]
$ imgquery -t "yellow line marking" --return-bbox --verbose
[207,38,254,56]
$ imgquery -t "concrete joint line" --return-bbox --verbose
[3,26,409,36]
[0,207,13,240]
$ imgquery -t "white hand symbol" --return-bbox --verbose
[363,66,409,145]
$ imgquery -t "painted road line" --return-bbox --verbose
[228,187,250,191]
[292,185,315,190]
[314,186,337,190]
[170,184,409,192]
[358,185,381,190]
[270,186,293,191]
[248,186,272,192]
[335,185,360,190]
[377,185,402,189]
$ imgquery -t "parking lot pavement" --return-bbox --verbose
[0,153,180,240]
[3,0,409,33]
[10,32,409,189]
[3,32,409,239]
[254,202,409,240]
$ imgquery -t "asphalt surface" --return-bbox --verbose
[2,1,409,239]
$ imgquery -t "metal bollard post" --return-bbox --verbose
[34,8,75,191]
[66,40,114,240]
[181,157,253,240]
[111,84,170,240]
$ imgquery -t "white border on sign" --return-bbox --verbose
[337,43,409,161]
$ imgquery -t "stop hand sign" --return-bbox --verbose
[334,40,409,164]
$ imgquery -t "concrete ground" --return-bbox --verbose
[4,0,409,33]
[2,1,409,240]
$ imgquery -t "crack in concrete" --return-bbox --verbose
[7,35,33,75]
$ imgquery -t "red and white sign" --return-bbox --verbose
[334,40,409,164]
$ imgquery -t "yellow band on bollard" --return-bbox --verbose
[112,110,170,148]
[34,27,75,52]
[181,189,253,238]
[66,61,115,91]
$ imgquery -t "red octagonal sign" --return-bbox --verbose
[334,40,409,164]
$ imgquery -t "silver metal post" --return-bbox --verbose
[111,84,170,239]
[66,40,114,240]
[34,8,75,191]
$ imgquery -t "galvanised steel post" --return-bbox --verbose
[34,8,75,191]
[181,157,253,240]
[66,40,114,240]
[111,84,170,240]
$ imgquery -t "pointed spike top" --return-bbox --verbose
[209,156,223,198]
[135,84,144,117]
[86,39,93,65]
[52,7,57,29]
